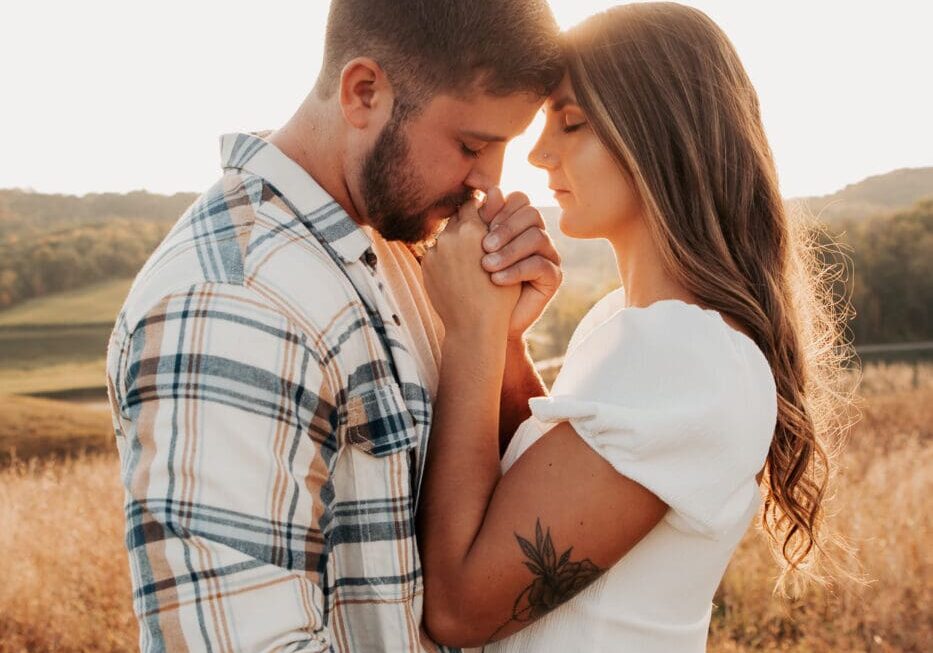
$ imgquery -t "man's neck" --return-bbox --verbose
[267,100,366,225]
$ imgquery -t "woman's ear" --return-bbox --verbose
[338,57,394,130]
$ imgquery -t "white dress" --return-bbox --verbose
[485,289,777,653]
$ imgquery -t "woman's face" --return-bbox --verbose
[529,75,641,240]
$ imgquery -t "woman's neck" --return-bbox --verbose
[609,219,696,309]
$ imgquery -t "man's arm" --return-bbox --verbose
[112,284,336,652]
[499,337,547,455]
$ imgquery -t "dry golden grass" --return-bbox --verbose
[709,380,932,653]
[0,364,929,652]
[0,454,135,652]
[0,359,108,396]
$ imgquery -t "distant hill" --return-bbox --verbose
[0,188,197,237]
[0,189,190,310]
[1,163,930,322]
[789,167,933,221]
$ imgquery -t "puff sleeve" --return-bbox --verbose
[531,301,776,539]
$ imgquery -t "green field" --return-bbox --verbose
[0,278,132,395]
[0,277,132,327]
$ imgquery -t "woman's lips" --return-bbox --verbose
[551,188,571,200]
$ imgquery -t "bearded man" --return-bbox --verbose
[106,2,564,650]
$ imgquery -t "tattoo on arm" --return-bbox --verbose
[489,519,604,641]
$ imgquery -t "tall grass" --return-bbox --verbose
[0,454,135,652]
[0,366,929,652]
[708,384,932,652]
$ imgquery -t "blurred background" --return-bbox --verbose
[0,1,930,651]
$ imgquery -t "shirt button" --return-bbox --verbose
[364,250,378,267]
[392,314,401,326]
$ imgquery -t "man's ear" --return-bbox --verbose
[339,57,394,130]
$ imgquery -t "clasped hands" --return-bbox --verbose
[422,188,563,343]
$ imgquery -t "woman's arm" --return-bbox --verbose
[418,206,668,648]
[418,333,667,647]
[476,187,560,455]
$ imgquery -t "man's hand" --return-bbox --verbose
[478,188,563,340]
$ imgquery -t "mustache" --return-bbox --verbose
[429,188,477,213]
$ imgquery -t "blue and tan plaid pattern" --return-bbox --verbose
[107,133,450,652]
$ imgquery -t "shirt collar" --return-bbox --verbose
[219,131,372,265]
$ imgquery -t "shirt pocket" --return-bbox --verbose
[344,383,419,457]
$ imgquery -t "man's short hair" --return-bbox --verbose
[318,0,564,106]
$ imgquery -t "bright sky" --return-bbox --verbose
[1,1,930,204]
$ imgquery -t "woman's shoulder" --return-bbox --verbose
[535,300,778,537]
[572,298,769,368]
[555,298,777,425]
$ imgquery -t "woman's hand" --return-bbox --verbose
[423,198,520,342]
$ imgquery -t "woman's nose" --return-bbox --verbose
[528,137,555,170]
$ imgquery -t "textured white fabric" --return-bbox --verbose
[487,291,777,653]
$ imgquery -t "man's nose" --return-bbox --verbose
[464,153,506,192]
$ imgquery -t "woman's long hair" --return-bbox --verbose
[563,2,853,592]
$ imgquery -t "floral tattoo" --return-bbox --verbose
[490,519,604,640]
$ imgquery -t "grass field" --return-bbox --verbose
[0,365,930,652]
[0,395,114,464]
[0,277,132,327]
[0,278,132,395]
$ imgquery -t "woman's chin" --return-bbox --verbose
[558,209,599,240]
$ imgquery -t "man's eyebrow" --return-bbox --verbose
[548,96,578,112]
[460,130,508,143]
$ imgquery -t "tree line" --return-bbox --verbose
[530,198,932,357]
[0,190,196,308]
[0,189,930,346]
[833,198,932,344]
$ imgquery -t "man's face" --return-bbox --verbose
[360,90,543,243]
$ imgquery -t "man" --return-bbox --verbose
[106,1,564,650]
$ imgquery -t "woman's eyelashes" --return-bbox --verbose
[562,117,587,133]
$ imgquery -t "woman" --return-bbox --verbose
[418,3,848,651]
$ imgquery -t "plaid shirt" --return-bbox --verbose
[107,133,453,652]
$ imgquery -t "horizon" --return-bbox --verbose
[2,1,931,204]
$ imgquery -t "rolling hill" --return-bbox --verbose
[789,166,933,221]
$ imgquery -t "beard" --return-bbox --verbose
[360,110,474,244]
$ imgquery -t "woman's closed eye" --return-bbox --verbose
[562,118,587,133]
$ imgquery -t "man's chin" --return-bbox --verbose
[370,203,457,245]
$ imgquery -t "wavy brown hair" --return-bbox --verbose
[563,3,854,592]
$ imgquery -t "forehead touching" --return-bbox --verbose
[414,90,544,142]
[545,75,579,113]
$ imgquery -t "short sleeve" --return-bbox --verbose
[532,300,776,538]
